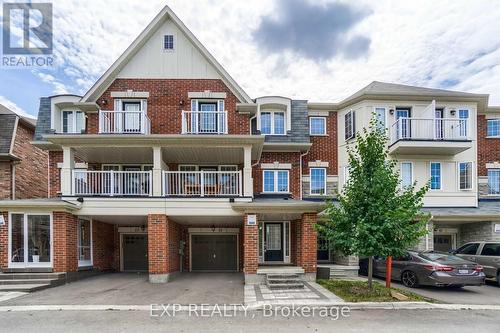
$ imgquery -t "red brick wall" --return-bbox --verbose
[478,115,500,176]
[48,151,62,198]
[90,79,249,135]
[148,214,168,274]
[12,122,48,199]
[168,219,181,273]
[53,212,78,273]
[92,220,116,271]
[0,163,12,200]
[243,214,259,274]
[253,152,301,199]
[295,213,317,273]
[304,114,337,175]
[0,212,7,269]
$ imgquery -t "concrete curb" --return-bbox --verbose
[1,303,500,312]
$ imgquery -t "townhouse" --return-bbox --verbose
[0,5,499,285]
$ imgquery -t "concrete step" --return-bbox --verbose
[0,283,51,292]
[266,282,305,290]
[266,273,304,290]
[0,273,66,280]
[266,274,300,280]
[0,278,61,286]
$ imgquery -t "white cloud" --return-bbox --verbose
[31,0,500,104]
[0,95,36,119]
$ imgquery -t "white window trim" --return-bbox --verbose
[7,212,53,268]
[61,110,85,134]
[487,169,500,195]
[373,106,388,130]
[486,119,500,138]
[310,167,327,196]
[400,161,413,189]
[429,161,443,191]
[260,110,286,136]
[77,218,93,267]
[262,170,290,193]
[457,161,474,191]
[309,117,327,136]
[345,110,355,140]
[163,34,174,51]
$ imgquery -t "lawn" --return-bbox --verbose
[318,279,436,303]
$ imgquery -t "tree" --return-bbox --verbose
[316,116,430,289]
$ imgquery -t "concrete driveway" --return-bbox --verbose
[1,272,244,306]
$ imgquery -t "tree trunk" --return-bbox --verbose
[368,256,373,290]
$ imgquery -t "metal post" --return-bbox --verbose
[386,256,392,288]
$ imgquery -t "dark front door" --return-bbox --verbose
[191,234,237,271]
[434,235,453,252]
[264,223,283,262]
[122,234,148,271]
[317,236,330,261]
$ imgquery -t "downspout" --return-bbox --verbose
[299,147,311,200]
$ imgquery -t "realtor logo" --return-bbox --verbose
[2,2,53,67]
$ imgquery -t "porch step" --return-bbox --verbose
[0,273,66,292]
[0,278,62,286]
[0,283,52,292]
[0,273,66,280]
[266,274,304,290]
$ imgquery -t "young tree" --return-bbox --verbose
[316,117,430,289]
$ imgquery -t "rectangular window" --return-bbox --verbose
[260,111,285,135]
[164,35,174,50]
[62,110,85,133]
[374,107,386,130]
[459,162,473,190]
[430,162,441,190]
[487,119,500,137]
[77,219,92,267]
[345,110,355,140]
[263,170,289,193]
[488,169,500,194]
[309,117,326,135]
[400,162,413,188]
[310,168,327,195]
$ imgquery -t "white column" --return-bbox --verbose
[152,146,163,196]
[61,147,75,196]
[243,145,253,197]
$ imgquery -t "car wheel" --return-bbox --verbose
[401,270,419,288]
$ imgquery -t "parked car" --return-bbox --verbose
[451,242,500,286]
[359,251,485,288]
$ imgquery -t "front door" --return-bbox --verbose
[122,101,142,133]
[434,235,453,252]
[396,108,411,139]
[122,234,148,271]
[435,108,444,139]
[198,102,218,133]
[264,223,283,262]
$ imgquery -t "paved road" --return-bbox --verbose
[0,309,499,333]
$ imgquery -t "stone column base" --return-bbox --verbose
[149,272,178,283]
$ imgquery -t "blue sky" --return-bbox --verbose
[1,0,500,118]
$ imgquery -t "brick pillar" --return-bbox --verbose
[53,212,78,273]
[0,212,8,270]
[296,213,317,279]
[243,214,259,283]
[148,214,178,283]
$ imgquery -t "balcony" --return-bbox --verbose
[163,170,242,197]
[99,111,151,134]
[181,111,228,134]
[389,118,472,155]
[72,170,152,196]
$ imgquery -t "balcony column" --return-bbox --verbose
[243,145,253,197]
[61,146,75,196]
[152,146,163,197]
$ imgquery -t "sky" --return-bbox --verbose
[1,0,500,118]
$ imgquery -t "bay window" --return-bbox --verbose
[261,111,285,135]
[400,162,413,188]
[62,110,85,133]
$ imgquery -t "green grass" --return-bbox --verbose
[318,279,436,303]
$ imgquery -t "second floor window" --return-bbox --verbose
[263,170,289,193]
[430,162,441,190]
[62,110,85,133]
[400,162,413,188]
[345,110,355,140]
[488,169,500,194]
[459,162,472,190]
[261,111,285,135]
[310,168,326,195]
[487,119,500,137]
[374,107,386,131]
[309,117,326,135]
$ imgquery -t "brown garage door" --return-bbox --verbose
[191,234,237,271]
[122,234,148,271]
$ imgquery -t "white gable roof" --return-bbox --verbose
[82,5,252,103]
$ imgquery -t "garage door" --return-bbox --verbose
[191,234,237,271]
[122,234,148,271]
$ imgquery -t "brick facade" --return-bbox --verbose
[53,211,78,273]
[0,164,11,200]
[253,152,301,199]
[478,115,500,176]
[0,212,7,270]
[295,213,317,273]
[92,220,117,271]
[147,214,182,277]
[303,114,338,175]
[243,214,259,274]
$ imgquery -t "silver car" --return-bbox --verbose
[452,242,500,286]
[360,251,485,288]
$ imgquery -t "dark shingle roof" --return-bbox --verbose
[0,113,17,154]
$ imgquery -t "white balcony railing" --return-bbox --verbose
[390,118,469,144]
[163,170,242,197]
[181,111,228,134]
[99,111,151,134]
[72,170,152,196]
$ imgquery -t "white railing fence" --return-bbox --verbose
[181,111,228,134]
[72,170,152,196]
[99,111,151,134]
[163,170,242,196]
[391,118,468,143]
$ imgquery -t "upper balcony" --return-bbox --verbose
[181,110,228,135]
[99,110,151,135]
[389,118,472,155]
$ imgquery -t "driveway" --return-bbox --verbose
[1,272,244,306]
